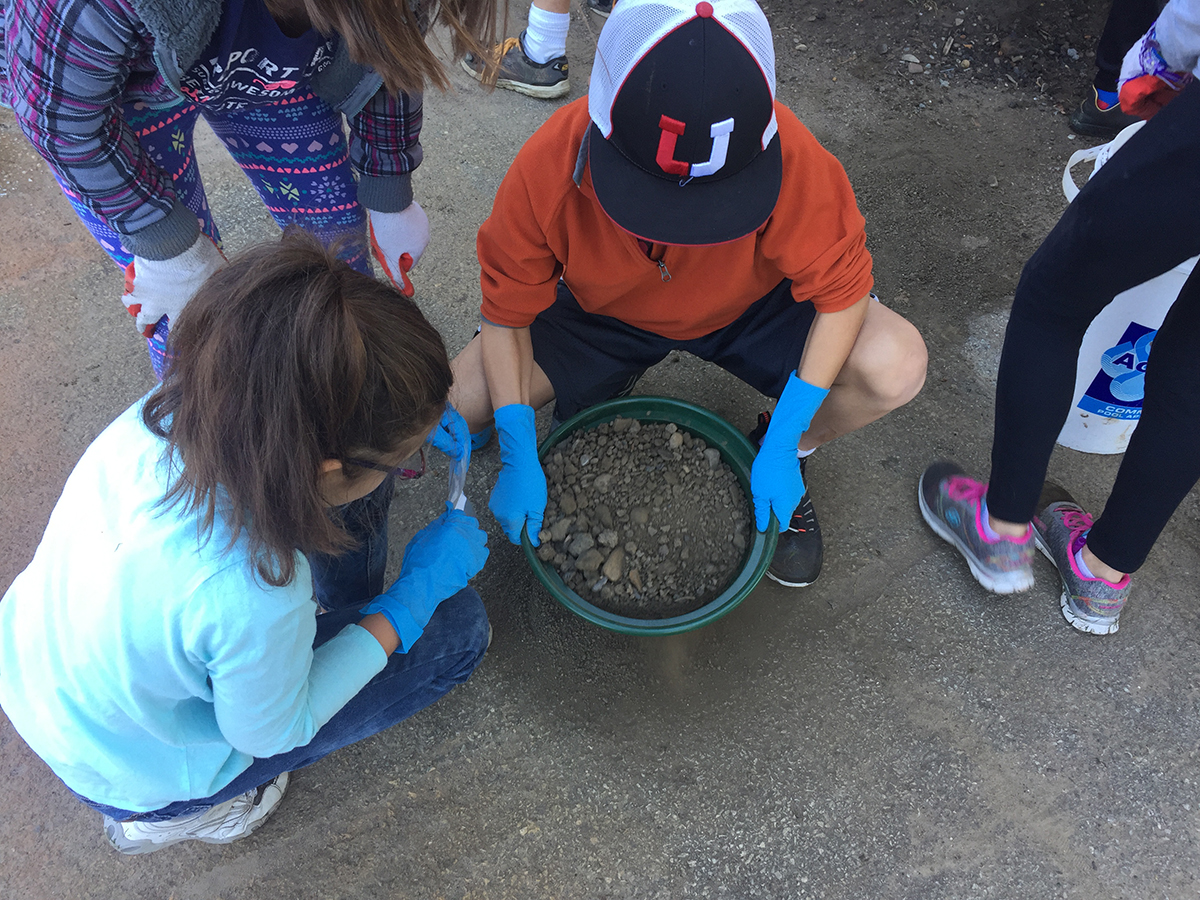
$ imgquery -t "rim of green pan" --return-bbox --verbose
[521,396,777,636]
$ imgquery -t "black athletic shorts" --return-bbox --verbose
[529,278,817,422]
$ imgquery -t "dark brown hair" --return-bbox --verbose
[302,0,505,95]
[143,230,453,587]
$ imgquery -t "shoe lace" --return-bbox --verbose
[475,37,522,85]
[1059,508,1094,547]
[496,36,521,59]
[945,475,986,503]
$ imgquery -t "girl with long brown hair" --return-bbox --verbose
[0,232,490,853]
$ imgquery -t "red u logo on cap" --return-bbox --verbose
[656,115,736,178]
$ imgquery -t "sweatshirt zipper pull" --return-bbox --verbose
[656,258,671,282]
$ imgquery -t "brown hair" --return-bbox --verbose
[302,0,506,95]
[143,230,453,587]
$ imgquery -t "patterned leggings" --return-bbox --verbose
[55,93,369,377]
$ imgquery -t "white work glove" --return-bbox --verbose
[1119,23,1194,119]
[122,234,225,337]
[368,202,430,297]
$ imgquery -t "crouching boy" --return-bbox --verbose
[453,0,927,587]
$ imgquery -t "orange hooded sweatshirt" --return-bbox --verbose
[478,98,873,341]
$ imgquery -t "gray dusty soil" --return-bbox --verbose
[6,1,1200,899]
[539,418,750,617]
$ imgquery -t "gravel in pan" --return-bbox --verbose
[538,417,751,618]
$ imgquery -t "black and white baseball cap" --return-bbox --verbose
[587,0,781,245]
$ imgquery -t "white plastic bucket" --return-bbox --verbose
[1056,121,1198,454]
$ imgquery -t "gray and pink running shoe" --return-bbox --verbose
[918,460,1035,594]
[1033,485,1130,635]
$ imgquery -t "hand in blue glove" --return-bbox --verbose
[750,373,829,532]
[428,403,471,464]
[360,507,488,652]
[488,403,547,546]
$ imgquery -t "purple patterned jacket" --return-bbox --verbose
[1,0,423,259]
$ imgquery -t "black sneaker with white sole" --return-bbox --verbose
[461,31,569,99]
[748,411,823,588]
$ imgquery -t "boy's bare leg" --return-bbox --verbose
[449,333,556,433]
[798,301,927,451]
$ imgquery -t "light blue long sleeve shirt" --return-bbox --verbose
[0,399,388,812]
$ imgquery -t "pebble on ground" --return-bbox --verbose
[538,417,750,618]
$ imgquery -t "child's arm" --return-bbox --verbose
[796,293,872,388]
[478,321,548,545]
[480,320,537,408]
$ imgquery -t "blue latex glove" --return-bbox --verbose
[428,403,471,463]
[488,403,547,546]
[360,507,489,652]
[750,373,829,532]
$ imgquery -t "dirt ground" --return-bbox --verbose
[4,1,1200,899]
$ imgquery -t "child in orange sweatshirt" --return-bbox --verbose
[452,0,927,588]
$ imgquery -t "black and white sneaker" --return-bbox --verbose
[748,412,823,588]
[586,0,613,16]
[461,31,569,99]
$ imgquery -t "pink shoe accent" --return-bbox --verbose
[945,477,1031,545]
[1064,511,1132,589]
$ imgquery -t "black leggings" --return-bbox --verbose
[988,82,1200,574]
[1094,0,1164,94]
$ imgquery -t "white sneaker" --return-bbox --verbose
[103,773,289,854]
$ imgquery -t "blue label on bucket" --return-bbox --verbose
[1077,322,1156,419]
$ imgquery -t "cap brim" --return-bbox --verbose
[588,123,783,246]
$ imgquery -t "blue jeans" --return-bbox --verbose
[78,587,490,822]
[309,475,396,611]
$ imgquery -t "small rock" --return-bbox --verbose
[549,518,573,542]
[602,548,625,582]
[732,532,746,551]
[900,53,921,63]
[560,491,577,515]
[596,505,614,528]
[631,507,650,525]
[567,532,595,557]
[577,548,605,573]
[594,473,613,492]
[907,61,925,74]
[664,423,678,434]
[628,420,642,435]
[704,448,722,470]
[628,568,643,591]
[590,575,609,592]
[668,432,684,450]
[598,529,620,548]
[536,544,556,562]
[625,541,638,553]
[612,417,633,432]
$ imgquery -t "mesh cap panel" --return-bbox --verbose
[589,0,776,142]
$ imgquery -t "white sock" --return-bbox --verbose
[523,4,570,63]
[979,498,1010,542]
[1074,546,1097,579]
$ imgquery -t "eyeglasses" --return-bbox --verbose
[344,446,426,481]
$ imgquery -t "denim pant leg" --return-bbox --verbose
[309,475,395,610]
[81,587,490,822]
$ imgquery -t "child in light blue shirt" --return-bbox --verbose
[0,230,490,854]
